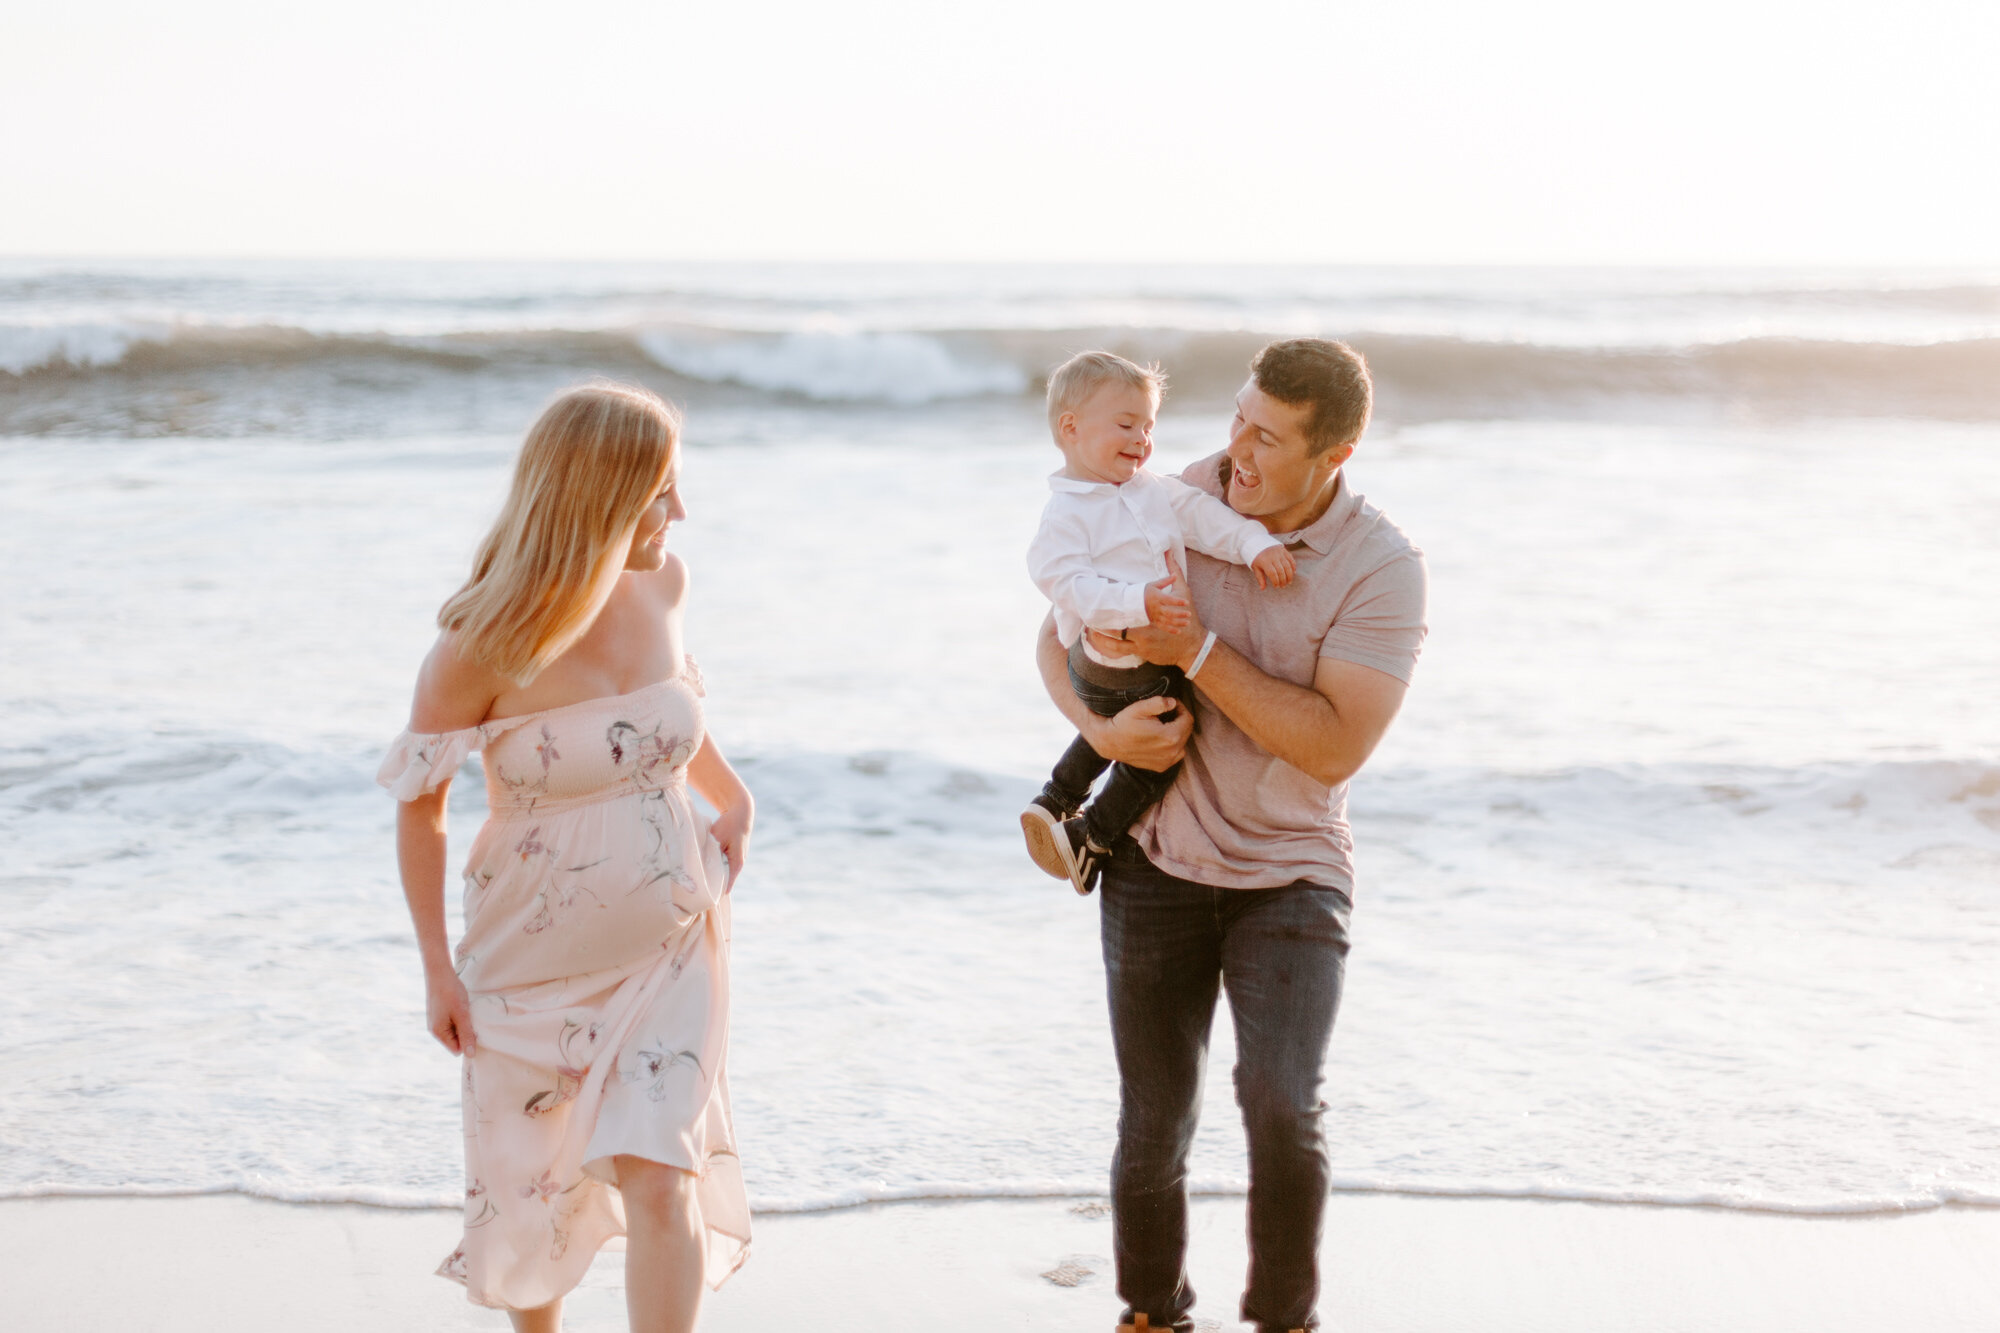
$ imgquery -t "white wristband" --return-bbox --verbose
[1185,630,1219,680]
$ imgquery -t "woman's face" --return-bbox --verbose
[624,458,685,572]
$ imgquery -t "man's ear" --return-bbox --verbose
[1318,440,1357,476]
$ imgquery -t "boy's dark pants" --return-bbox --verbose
[1047,641,1194,848]
[1099,841,1352,1333]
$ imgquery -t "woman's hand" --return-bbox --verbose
[688,735,754,891]
[425,967,477,1056]
[711,798,754,890]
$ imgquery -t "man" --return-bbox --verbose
[1035,339,1427,1333]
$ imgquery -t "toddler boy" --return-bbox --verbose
[1023,351,1293,894]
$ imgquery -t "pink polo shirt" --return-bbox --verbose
[1133,453,1428,894]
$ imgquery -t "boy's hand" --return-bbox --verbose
[1093,553,1203,670]
[1251,545,1296,590]
[1143,576,1191,631]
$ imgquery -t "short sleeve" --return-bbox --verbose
[376,727,486,801]
[680,654,706,698]
[1318,549,1429,684]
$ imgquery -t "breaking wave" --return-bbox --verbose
[6,319,1999,421]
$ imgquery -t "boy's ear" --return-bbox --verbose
[1056,411,1076,444]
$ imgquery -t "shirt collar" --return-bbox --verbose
[1199,453,1357,555]
[1047,470,1119,494]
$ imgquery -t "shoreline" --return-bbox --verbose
[11,1179,2000,1219]
[12,1191,2000,1332]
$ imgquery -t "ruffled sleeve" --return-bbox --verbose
[680,654,705,698]
[376,726,487,801]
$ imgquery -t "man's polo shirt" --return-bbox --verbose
[1133,452,1428,894]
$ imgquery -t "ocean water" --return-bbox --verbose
[3,262,1998,1219]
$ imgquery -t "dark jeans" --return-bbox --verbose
[1047,643,1194,849]
[1098,841,1351,1333]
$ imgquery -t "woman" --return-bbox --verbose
[379,381,753,1332]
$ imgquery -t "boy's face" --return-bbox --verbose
[1058,382,1156,485]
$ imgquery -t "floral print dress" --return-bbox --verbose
[377,657,748,1310]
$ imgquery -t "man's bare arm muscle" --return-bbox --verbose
[1098,559,1408,788]
[1176,641,1406,788]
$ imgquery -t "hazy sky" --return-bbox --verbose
[4,0,1996,264]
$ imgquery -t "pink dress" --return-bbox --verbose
[377,657,748,1309]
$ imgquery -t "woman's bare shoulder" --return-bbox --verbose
[642,552,690,609]
[409,631,508,732]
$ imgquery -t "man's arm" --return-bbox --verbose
[1102,557,1408,788]
[1036,611,1191,774]
[1182,641,1406,788]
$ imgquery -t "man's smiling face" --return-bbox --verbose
[1225,378,1351,526]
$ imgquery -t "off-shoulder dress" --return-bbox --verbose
[377,656,748,1310]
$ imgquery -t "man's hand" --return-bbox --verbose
[1251,545,1296,589]
[1083,693,1192,773]
[1038,610,1192,773]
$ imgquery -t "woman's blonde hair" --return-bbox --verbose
[439,380,680,684]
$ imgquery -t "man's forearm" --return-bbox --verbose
[1190,640,1352,786]
[1036,615,1098,735]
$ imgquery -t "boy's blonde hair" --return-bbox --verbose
[1045,351,1165,436]
[439,380,679,685]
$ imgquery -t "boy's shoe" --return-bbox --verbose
[1056,817,1109,896]
[1020,793,1075,880]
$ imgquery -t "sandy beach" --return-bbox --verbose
[10,1192,1998,1331]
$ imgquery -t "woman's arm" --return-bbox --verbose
[688,733,754,888]
[396,784,476,1055]
[396,632,503,1055]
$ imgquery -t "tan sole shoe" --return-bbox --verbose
[1020,804,1071,879]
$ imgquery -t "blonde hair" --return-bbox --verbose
[1045,350,1165,436]
[439,380,680,684]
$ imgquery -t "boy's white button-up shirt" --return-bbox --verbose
[1028,467,1282,656]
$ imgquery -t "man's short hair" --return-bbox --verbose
[1250,339,1372,456]
[1045,350,1165,436]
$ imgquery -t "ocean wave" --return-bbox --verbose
[637,329,1026,403]
[5,319,1998,421]
[8,729,1998,871]
[0,320,155,376]
[7,736,1999,1223]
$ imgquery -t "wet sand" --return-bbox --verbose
[9,1191,2000,1331]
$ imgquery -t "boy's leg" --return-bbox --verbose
[1078,668,1188,848]
[1100,844,1223,1333]
[1046,732,1112,812]
[1083,759,1181,850]
[1218,884,1351,1333]
[1025,733,1115,880]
